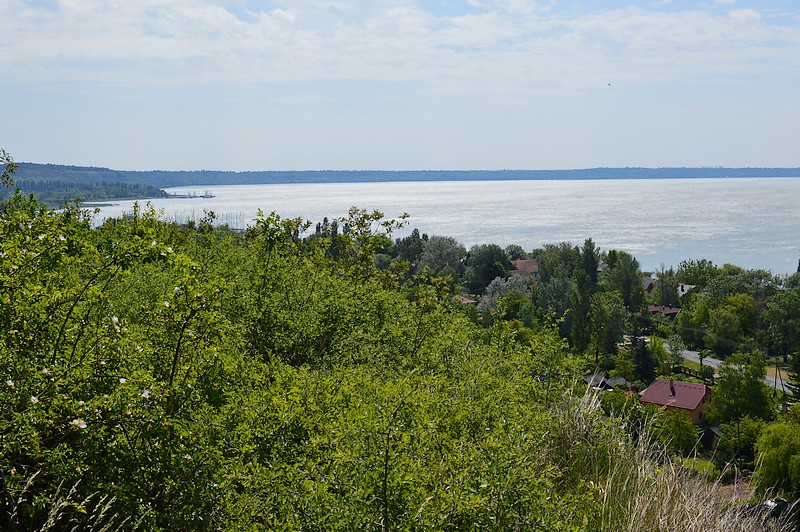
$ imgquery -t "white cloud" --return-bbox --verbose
[1,1,798,95]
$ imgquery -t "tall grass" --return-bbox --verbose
[3,474,146,532]
[547,388,793,531]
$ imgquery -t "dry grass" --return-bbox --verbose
[549,388,794,532]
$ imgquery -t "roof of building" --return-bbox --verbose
[510,259,539,277]
[454,294,478,305]
[640,378,709,411]
[648,305,682,318]
[584,373,609,389]
[583,374,631,390]
[606,377,632,389]
[677,283,697,296]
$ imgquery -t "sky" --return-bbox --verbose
[1,0,799,171]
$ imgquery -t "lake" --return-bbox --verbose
[94,178,800,275]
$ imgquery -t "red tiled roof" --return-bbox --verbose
[640,378,709,411]
[511,259,539,276]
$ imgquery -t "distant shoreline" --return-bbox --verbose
[14,163,800,190]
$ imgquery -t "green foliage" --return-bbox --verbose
[420,235,466,278]
[755,411,800,499]
[600,250,645,312]
[504,243,527,260]
[534,242,580,284]
[1,148,17,189]
[713,416,766,467]
[654,409,699,456]
[677,258,721,287]
[464,243,510,294]
[708,352,776,427]
[589,290,626,365]
[1,152,790,529]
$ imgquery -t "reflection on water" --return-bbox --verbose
[93,178,800,274]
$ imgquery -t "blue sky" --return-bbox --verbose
[1,0,799,170]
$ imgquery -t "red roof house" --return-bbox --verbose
[640,378,712,424]
[510,259,539,278]
[648,305,682,320]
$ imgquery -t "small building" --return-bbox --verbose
[584,374,632,391]
[648,304,681,320]
[510,259,539,278]
[639,378,712,424]
[454,294,477,305]
[677,282,696,297]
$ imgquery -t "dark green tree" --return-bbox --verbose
[708,353,776,454]
[601,250,645,312]
[504,243,527,260]
[631,336,657,383]
[589,290,626,367]
[570,271,592,353]
[654,265,679,307]
[533,242,579,284]
[464,243,510,294]
[763,289,800,395]
[580,238,600,289]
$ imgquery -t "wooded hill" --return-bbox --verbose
[16,162,800,189]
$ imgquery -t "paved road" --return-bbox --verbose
[680,348,790,393]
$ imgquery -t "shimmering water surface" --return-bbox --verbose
[94,178,800,274]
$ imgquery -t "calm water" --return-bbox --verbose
[94,178,800,275]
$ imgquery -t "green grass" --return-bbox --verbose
[683,457,720,480]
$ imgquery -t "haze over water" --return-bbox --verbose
[96,178,800,275]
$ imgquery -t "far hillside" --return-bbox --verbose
[15,163,800,188]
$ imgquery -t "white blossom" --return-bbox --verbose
[141,389,150,399]
[5,380,13,387]
[71,418,87,429]
[30,396,38,404]
[119,377,127,384]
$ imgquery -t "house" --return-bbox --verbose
[454,294,477,305]
[639,378,712,424]
[583,374,632,391]
[584,373,612,390]
[677,282,696,297]
[510,259,539,278]
[648,304,681,320]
